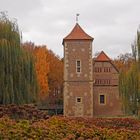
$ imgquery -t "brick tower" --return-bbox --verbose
[63,23,94,117]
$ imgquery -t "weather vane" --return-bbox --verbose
[76,13,80,23]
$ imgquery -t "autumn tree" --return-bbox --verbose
[0,12,38,105]
[22,42,50,101]
[46,50,63,106]
[33,46,49,101]
[113,53,134,72]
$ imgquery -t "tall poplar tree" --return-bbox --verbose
[119,27,140,115]
[137,28,140,70]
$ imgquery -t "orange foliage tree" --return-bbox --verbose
[47,50,63,105]
[22,42,64,106]
[22,42,50,101]
[113,53,134,72]
[33,46,49,100]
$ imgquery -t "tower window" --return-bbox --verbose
[76,97,82,103]
[99,95,105,104]
[76,60,81,73]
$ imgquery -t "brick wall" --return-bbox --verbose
[63,40,93,117]
[93,61,123,116]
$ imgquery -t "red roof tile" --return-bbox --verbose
[94,51,119,72]
[95,51,111,61]
[63,23,93,42]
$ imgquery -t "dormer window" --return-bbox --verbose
[76,60,81,73]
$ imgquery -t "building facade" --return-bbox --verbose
[63,23,122,117]
[93,51,122,116]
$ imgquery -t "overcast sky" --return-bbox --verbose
[0,0,140,58]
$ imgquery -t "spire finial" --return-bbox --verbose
[76,13,80,23]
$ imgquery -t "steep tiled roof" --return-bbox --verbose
[94,51,119,72]
[95,51,111,61]
[63,23,93,42]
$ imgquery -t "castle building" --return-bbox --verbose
[63,23,122,117]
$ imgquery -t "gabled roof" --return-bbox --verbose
[94,51,119,72]
[63,23,93,43]
[95,51,111,62]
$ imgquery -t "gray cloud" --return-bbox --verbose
[0,0,140,58]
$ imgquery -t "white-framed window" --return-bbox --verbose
[76,60,81,73]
